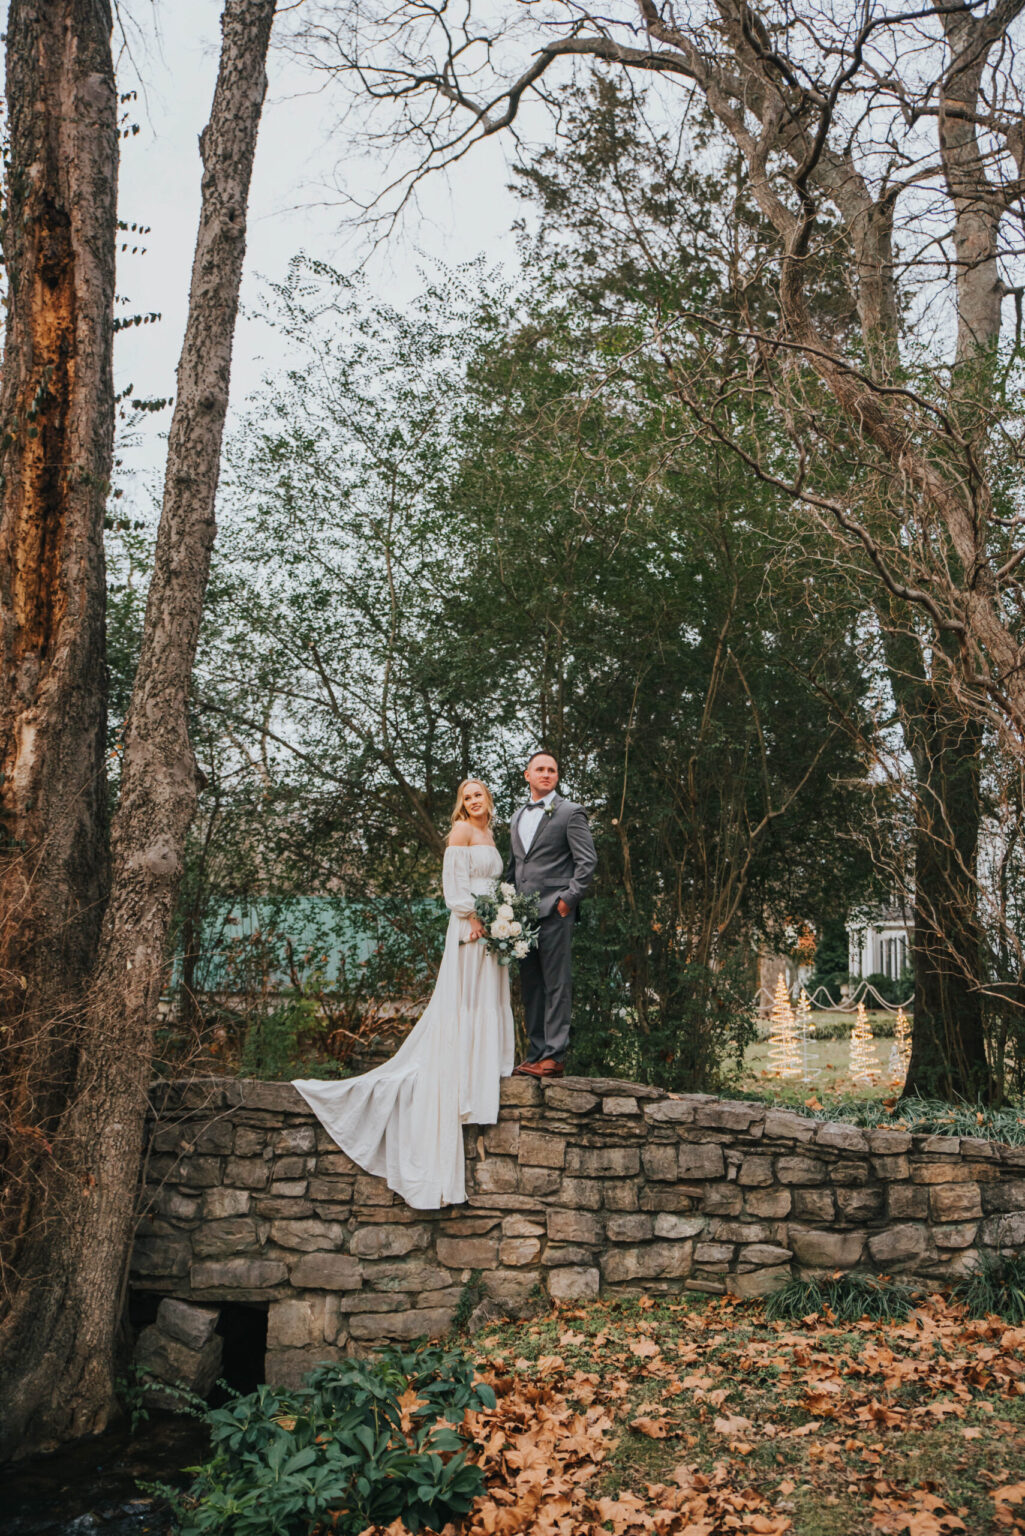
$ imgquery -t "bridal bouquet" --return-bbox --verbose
[464,880,541,966]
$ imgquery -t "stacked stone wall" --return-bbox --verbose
[133,1075,1025,1387]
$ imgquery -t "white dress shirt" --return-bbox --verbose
[519,790,556,854]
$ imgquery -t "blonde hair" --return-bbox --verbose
[449,778,494,833]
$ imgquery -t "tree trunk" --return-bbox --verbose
[903,700,991,1100]
[0,0,117,1376]
[0,0,276,1460]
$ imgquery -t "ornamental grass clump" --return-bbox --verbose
[765,1272,914,1324]
[157,1344,495,1536]
[953,1253,1025,1325]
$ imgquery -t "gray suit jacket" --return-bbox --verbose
[504,794,597,919]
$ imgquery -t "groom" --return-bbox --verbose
[505,751,597,1080]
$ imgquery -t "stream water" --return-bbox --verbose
[4,1416,209,1536]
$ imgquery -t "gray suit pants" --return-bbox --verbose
[519,909,574,1062]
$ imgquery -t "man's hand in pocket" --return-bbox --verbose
[556,899,571,918]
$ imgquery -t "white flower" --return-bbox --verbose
[513,940,529,958]
[491,919,512,939]
[508,921,522,936]
[496,903,515,920]
[500,882,516,898]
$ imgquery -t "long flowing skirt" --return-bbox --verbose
[293,912,515,1208]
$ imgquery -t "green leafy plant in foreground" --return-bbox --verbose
[952,1252,1025,1325]
[765,1272,914,1324]
[156,1344,495,1536]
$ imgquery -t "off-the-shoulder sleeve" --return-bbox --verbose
[442,846,477,917]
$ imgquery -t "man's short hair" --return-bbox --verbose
[527,749,560,771]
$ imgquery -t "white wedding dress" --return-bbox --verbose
[293,844,515,1208]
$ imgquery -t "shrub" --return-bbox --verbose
[952,1252,1025,1325]
[159,1344,495,1536]
[765,1273,913,1324]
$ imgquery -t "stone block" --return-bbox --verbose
[290,1253,363,1290]
[737,1156,774,1187]
[274,1157,307,1179]
[191,1258,288,1291]
[872,1156,910,1181]
[548,1266,600,1302]
[641,1185,704,1213]
[980,1211,1025,1248]
[929,1184,982,1222]
[201,1188,251,1220]
[542,1243,597,1265]
[474,1157,521,1193]
[178,1157,222,1189]
[565,1145,639,1177]
[233,1128,267,1157]
[319,1152,359,1175]
[776,1156,828,1185]
[740,1243,792,1266]
[763,1109,817,1143]
[349,1307,454,1341]
[606,1214,654,1242]
[254,1198,314,1220]
[268,1295,331,1350]
[603,1180,639,1211]
[694,1101,765,1134]
[654,1214,705,1240]
[350,1225,429,1259]
[547,1209,602,1245]
[867,1223,929,1266]
[815,1124,869,1154]
[418,1287,465,1307]
[830,1161,870,1187]
[601,1242,693,1281]
[728,1265,791,1299]
[502,1215,544,1237]
[981,1179,1025,1213]
[519,1165,562,1197]
[131,1237,191,1278]
[574,1076,665,1099]
[694,1243,734,1265]
[237,1080,306,1113]
[676,1143,726,1180]
[306,1177,354,1203]
[745,1188,792,1219]
[441,1215,501,1236]
[789,1228,866,1268]
[499,1237,541,1266]
[156,1298,220,1351]
[135,1327,222,1402]
[482,1120,521,1155]
[155,1191,201,1221]
[265,1347,343,1389]
[699,1183,743,1216]
[518,1132,567,1168]
[335,1292,409,1314]
[191,1121,236,1155]
[362,1262,451,1292]
[710,1220,771,1244]
[274,1126,317,1155]
[436,1236,499,1269]
[545,1087,599,1113]
[225,1157,271,1190]
[887,1184,929,1219]
[603,1096,640,1116]
[911,1161,979,1185]
[480,1268,539,1308]
[354,1175,394,1206]
[269,1180,308,1199]
[268,1219,346,1253]
[499,1077,541,1107]
[836,1188,884,1222]
[868,1128,913,1154]
[686,1277,727,1294]
[641,1144,678,1181]
[192,1218,261,1259]
[933,1222,978,1249]
[644,1101,697,1124]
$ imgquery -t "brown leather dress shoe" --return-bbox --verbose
[512,1060,542,1077]
[534,1059,564,1078]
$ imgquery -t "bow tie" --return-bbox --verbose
[524,800,547,812]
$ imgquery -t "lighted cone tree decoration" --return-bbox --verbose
[888,1007,912,1087]
[796,987,815,1080]
[768,973,801,1079]
[850,1000,880,1087]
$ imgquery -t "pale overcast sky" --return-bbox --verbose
[108,1,525,493]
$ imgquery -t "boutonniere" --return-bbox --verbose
[543,803,556,819]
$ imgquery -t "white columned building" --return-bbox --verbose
[846,906,913,981]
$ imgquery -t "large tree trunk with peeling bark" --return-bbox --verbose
[0,0,117,1395]
[0,0,276,1460]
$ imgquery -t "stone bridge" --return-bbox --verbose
[131,1075,1025,1391]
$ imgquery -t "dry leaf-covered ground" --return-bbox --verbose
[364,1292,1025,1536]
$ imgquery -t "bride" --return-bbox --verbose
[293,780,515,1209]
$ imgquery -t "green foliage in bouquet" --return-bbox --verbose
[155,1345,495,1536]
[466,881,540,967]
